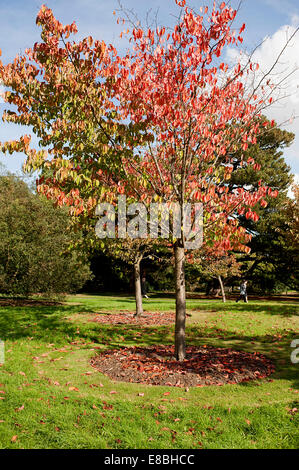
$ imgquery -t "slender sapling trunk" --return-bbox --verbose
[174,241,186,361]
[218,275,226,303]
[134,257,143,317]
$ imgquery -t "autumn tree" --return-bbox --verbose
[1,2,298,360]
[113,0,298,359]
[0,4,146,217]
[0,5,152,306]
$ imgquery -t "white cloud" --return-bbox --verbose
[291,13,299,26]
[250,24,299,175]
[227,23,299,175]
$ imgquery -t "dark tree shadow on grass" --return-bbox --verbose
[0,303,298,390]
[189,302,299,317]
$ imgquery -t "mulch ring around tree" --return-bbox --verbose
[90,345,275,387]
[91,311,174,326]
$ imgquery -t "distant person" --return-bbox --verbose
[141,274,148,299]
[236,280,248,303]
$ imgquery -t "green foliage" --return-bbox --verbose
[230,119,298,292]
[0,174,92,296]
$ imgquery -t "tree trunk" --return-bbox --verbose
[218,275,226,303]
[174,241,186,361]
[134,258,143,318]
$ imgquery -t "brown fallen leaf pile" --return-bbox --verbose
[91,311,174,326]
[90,345,275,387]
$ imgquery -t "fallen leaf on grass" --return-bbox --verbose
[103,403,113,410]
[15,405,24,412]
[11,435,18,443]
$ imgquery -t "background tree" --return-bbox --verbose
[274,184,299,291]
[198,249,240,302]
[0,174,91,297]
[229,117,297,292]
[104,238,160,317]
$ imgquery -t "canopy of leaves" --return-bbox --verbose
[0,2,278,256]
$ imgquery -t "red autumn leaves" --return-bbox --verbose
[0,1,277,249]
[90,345,275,388]
[92,312,174,327]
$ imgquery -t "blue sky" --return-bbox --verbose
[0,0,298,183]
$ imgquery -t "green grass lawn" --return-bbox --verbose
[0,294,298,449]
